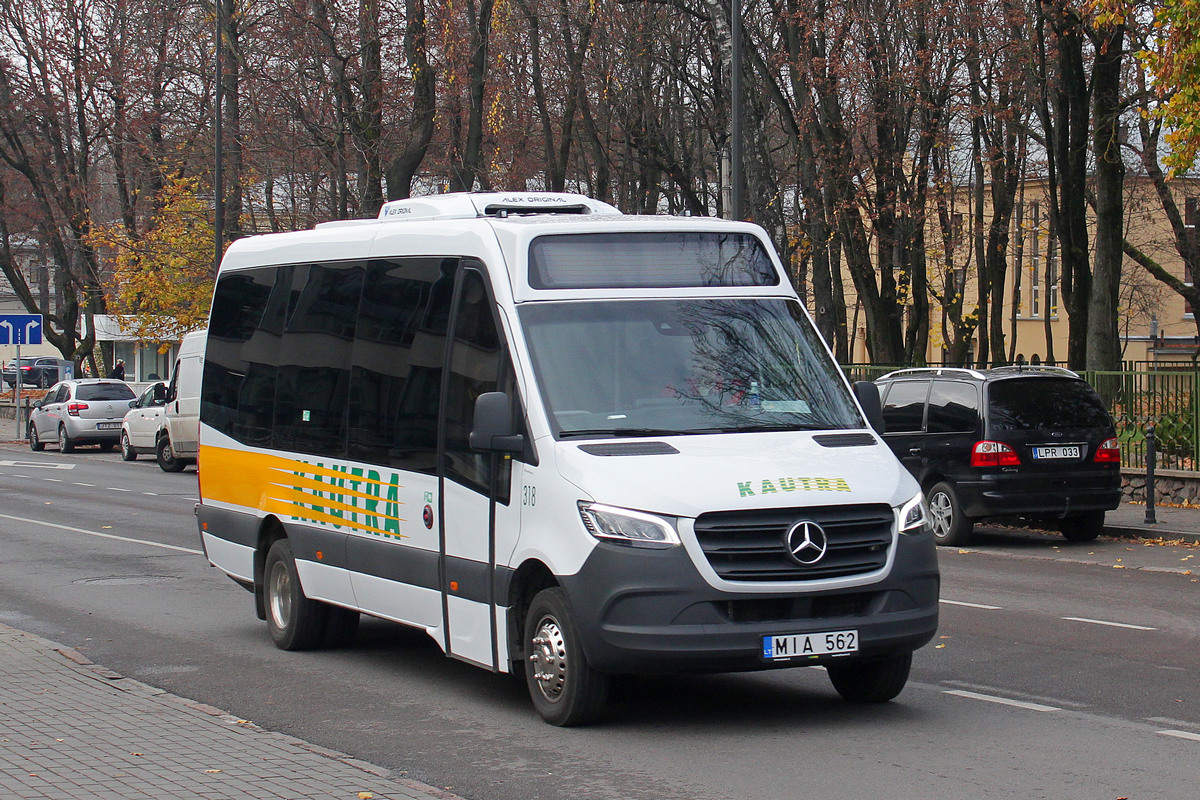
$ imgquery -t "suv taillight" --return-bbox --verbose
[67,402,88,416]
[1094,437,1121,464]
[971,440,1021,467]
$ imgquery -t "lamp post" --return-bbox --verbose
[214,0,225,275]
[729,0,743,221]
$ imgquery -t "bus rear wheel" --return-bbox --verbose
[264,539,327,650]
[524,588,609,726]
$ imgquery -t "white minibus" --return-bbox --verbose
[196,192,939,725]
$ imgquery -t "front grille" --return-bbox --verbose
[693,504,893,582]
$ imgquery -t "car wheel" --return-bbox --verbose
[264,538,328,651]
[524,587,609,726]
[926,481,973,546]
[1060,510,1105,542]
[828,651,913,703]
[38,373,50,389]
[156,434,186,472]
[28,423,44,452]
[120,432,137,461]
[58,425,75,453]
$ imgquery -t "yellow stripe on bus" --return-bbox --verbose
[201,444,408,539]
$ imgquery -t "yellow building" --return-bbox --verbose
[843,176,1200,367]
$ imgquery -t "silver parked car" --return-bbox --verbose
[120,381,167,460]
[28,379,137,452]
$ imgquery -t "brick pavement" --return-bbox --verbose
[0,623,463,800]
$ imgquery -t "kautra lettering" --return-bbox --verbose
[736,477,851,496]
[291,461,405,537]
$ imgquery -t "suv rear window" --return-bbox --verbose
[77,383,136,401]
[988,378,1111,430]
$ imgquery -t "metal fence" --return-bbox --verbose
[843,365,1199,472]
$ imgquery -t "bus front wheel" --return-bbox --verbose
[523,588,609,726]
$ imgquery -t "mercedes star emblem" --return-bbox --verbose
[785,520,829,565]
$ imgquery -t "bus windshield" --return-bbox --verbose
[518,297,862,438]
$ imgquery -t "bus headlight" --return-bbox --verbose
[578,503,681,549]
[899,493,931,535]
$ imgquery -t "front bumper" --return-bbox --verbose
[558,530,940,674]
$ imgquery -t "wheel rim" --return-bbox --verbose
[122,434,130,454]
[529,615,568,703]
[268,560,292,631]
[929,491,953,539]
[162,440,173,460]
[29,427,37,446]
[59,428,67,449]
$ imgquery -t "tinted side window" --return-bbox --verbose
[274,263,364,457]
[926,381,979,434]
[444,267,512,500]
[347,258,456,471]
[202,267,280,446]
[881,381,929,433]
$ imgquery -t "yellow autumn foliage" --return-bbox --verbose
[91,174,217,345]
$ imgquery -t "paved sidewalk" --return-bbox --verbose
[0,623,462,800]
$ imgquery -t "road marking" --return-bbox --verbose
[1062,616,1157,631]
[41,478,63,482]
[1157,730,1200,742]
[73,482,95,487]
[940,599,1002,610]
[109,487,132,492]
[0,512,202,555]
[944,689,1060,712]
[0,460,74,470]
[142,492,157,496]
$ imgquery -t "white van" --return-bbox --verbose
[159,329,205,472]
[195,192,938,725]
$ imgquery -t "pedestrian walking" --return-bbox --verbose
[111,359,125,381]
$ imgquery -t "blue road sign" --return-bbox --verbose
[0,314,43,345]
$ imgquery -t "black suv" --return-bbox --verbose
[875,366,1122,545]
[3,357,73,389]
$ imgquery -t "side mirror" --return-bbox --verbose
[853,381,886,434]
[129,399,137,409]
[469,392,524,452]
[153,384,167,405]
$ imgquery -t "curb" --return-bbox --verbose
[1104,524,1200,545]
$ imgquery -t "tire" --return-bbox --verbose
[97,442,114,452]
[28,423,44,452]
[926,481,973,546]
[120,432,137,461]
[1060,510,1104,542]
[322,606,361,649]
[156,434,186,472]
[38,372,50,389]
[58,425,75,453]
[827,651,913,703]
[524,587,609,726]
[263,539,327,650]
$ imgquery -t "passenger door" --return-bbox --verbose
[880,379,930,479]
[439,266,524,671]
[925,380,981,479]
[35,384,68,439]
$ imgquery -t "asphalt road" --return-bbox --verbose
[0,442,1197,800]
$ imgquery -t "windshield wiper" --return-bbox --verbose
[558,427,691,439]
